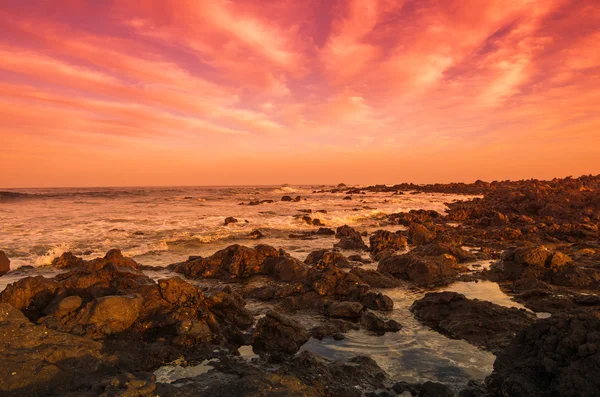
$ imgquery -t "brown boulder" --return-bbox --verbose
[334,225,368,250]
[327,301,364,319]
[172,244,282,279]
[410,291,536,354]
[369,230,407,255]
[0,303,109,396]
[377,253,461,286]
[407,223,437,246]
[264,256,309,281]
[252,310,310,358]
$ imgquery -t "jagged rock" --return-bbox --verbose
[378,253,461,286]
[350,268,401,288]
[369,230,407,255]
[0,303,110,396]
[304,249,349,269]
[334,225,368,250]
[410,291,536,354]
[171,244,282,279]
[264,256,309,282]
[252,311,310,358]
[359,310,402,334]
[486,314,600,397]
[361,292,393,311]
[327,301,364,319]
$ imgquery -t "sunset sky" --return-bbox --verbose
[1,0,599,187]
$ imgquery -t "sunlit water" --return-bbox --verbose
[0,186,474,268]
[1,185,527,391]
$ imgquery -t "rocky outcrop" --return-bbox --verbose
[407,223,437,246]
[171,244,283,279]
[410,292,537,354]
[304,249,350,269]
[369,230,407,256]
[0,303,110,396]
[327,301,364,319]
[0,251,253,346]
[378,252,462,286]
[349,267,401,288]
[252,310,310,359]
[334,225,368,250]
[491,245,600,289]
[486,314,600,397]
[361,292,393,311]
[359,310,402,334]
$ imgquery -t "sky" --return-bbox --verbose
[1,0,599,188]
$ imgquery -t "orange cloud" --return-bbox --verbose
[0,0,599,187]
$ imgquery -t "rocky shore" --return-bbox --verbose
[1,175,599,396]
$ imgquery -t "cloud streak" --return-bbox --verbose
[0,0,599,187]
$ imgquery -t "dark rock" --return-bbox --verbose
[408,223,437,246]
[51,252,87,269]
[369,230,407,255]
[327,301,364,319]
[263,256,309,282]
[224,216,238,226]
[252,310,310,358]
[172,244,282,279]
[249,229,265,239]
[378,253,461,286]
[310,318,359,340]
[359,310,402,334]
[315,227,335,235]
[410,291,536,354]
[487,314,600,397]
[308,268,368,299]
[361,292,394,311]
[312,218,325,226]
[304,249,350,269]
[335,225,368,250]
[350,268,401,288]
[281,195,293,201]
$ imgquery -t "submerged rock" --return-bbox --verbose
[410,291,536,354]
[224,216,238,226]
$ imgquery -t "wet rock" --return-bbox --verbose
[278,292,326,312]
[334,225,368,250]
[308,268,368,299]
[0,303,110,396]
[315,227,335,235]
[0,250,11,275]
[361,292,394,311]
[393,381,454,397]
[51,252,87,269]
[408,223,437,246]
[224,216,238,226]
[378,253,461,286]
[359,310,402,334]
[369,230,407,255]
[310,318,359,340]
[348,254,370,263]
[410,291,536,354]
[327,301,364,319]
[172,244,282,279]
[304,249,350,269]
[411,242,476,263]
[1,275,62,319]
[312,218,325,226]
[281,195,293,201]
[264,256,309,282]
[249,229,265,239]
[252,310,310,359]
[486,314,600,397]
[350,267,401,288]
[40,294,145,338]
